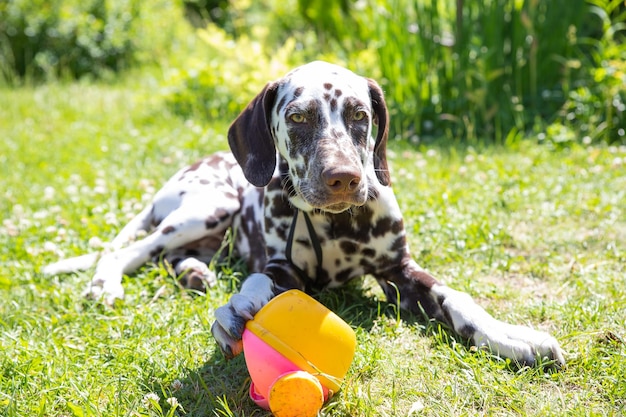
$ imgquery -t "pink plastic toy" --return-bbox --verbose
[242,290,356,417]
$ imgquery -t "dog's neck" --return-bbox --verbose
[285,208,323,283]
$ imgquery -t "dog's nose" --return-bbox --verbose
[322,167,361,193]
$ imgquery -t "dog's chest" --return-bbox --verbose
[232,169,406,287]
[240,186,405,289]
[290,207,405,286]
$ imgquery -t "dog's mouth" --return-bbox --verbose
[319,201,355,214]
[298,189,368,214]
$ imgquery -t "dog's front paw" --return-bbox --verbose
[474,322,566,367]
[211,293,265,358]
[211,273,275,358]
[82,273,124,305]
[434,285,565,367]
[211,305,246,359]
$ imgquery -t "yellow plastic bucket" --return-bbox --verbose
[245,289,356,393]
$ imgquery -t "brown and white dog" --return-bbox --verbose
[44,61,564,366]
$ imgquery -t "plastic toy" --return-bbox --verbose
[242,289,356,417]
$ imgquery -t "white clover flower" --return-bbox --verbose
[88,236,103,248]
[65,184,79,195]
[104,212,118,226]
[142,392,160,408]
[13,204,24,216]
[33,210,49,220]
[2,219,18,237]
[43,242,58,253]
[44,186,55,200]
[93,178,107,194]
[94,185,107,194]
[166,397,179,408]
[171,379,184,391]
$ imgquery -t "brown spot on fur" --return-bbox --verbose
[372,217,393,238]
[179,160,202,179]
[331,207,375,241]
[181,155,223,179]
[340,240,358,255]
[206,208,230,229]
[295,238,311,248]
[269,193,294,218]
[162,226,176,235]
[360,258,376,273]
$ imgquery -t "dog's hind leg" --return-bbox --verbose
[42,204,156,276]
[84,196,239,304]
[110,204,155,249]
[42,252,100,276]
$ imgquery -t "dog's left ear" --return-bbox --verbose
[367,78,390,186]
[228,81,280,187]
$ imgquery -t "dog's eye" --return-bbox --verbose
[353,111,366,121]
[289,113,307,123]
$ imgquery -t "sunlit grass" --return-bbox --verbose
[1,78,625,416]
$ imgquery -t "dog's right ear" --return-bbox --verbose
[367,78,391,186]
[228,81,280,187]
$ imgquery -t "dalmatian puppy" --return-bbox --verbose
[44,61,564,367]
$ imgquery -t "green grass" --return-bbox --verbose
[1,75,625,417]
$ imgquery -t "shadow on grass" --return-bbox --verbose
[163,282,440,416]
[135,267,560,416]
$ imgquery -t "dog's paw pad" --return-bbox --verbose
[178,269,217,292]
[177,259,217,291]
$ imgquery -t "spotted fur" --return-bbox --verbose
[44,61,564,367]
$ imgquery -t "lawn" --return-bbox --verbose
[1,76,625,417]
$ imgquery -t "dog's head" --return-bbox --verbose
[228,61,389,213]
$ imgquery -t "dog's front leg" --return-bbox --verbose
[382,259,565,367]
[430,284,565,366]
[211,260,305,359]
[211,273,275,358]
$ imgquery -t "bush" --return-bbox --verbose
[0,0,189,83]
[561,0,626,143]
[160,0,365,121]
[161,24,302,121]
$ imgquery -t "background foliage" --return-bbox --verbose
[2,0,140,80]
[1,0,625,144]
